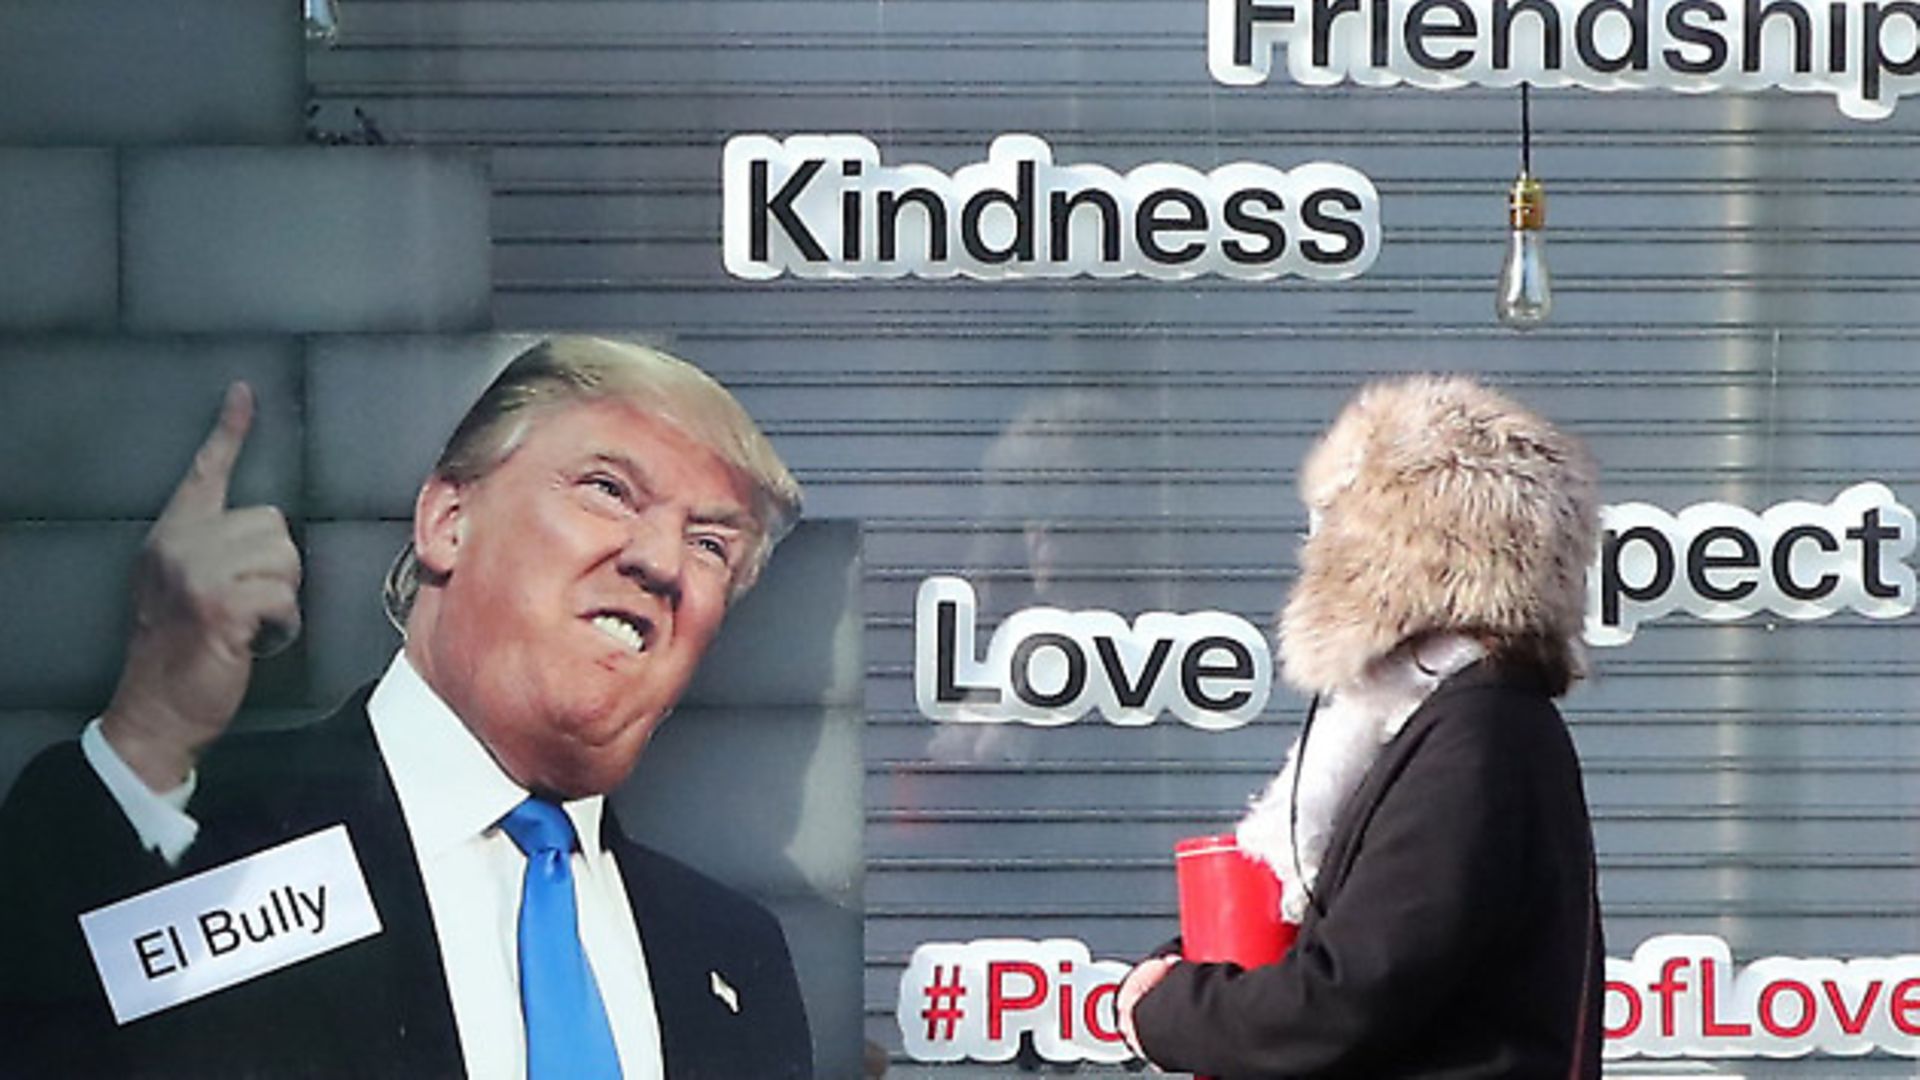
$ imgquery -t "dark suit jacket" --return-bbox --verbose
[1134,660,1604,1079]
[0,689,813,1079]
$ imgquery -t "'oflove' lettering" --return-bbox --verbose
[1606,934,1920,1058]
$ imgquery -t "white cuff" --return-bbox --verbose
[80,718,200,865]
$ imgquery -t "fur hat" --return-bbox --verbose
[1278,375,1599,695]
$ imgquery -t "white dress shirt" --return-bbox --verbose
[84,651,666,1080]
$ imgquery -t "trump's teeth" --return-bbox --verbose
[592,614,645,652]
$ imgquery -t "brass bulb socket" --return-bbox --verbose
[1507,174,1546,231]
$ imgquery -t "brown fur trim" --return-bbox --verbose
[1278,376,1598,694]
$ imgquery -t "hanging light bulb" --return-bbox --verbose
[1496,84,1552,329]
[304,0,342,45]
[1497,174,1551,327]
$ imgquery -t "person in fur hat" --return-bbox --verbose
[1117,374,1605,1078]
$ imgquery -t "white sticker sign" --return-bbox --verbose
[79,825,382,1024]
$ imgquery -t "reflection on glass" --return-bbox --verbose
[304,0,341,45]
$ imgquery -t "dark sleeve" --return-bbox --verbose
[0,740,179,1075]
[1132,692,1533,1077]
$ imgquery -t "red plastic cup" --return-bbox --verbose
[1175,834,1297,968]
[1172,836,1297,1080]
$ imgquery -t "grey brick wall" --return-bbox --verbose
[0,0,301,146]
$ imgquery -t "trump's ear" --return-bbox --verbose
[413,475,467,576]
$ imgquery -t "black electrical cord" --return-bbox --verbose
[1520,82,1533,174]
[1288,692,1327,920]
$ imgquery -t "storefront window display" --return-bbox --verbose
[1,2,1918,1077]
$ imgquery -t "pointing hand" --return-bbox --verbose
[100,383,303,792]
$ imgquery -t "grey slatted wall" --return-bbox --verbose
[311,3,1920,1075]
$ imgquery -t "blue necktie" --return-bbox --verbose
[499,798,623,1079]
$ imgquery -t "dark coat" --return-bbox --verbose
[1133,661,1604,1079]
[0,689,814,1079]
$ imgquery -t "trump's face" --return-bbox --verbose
[408,399,756,797]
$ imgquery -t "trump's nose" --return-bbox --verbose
[616,511,684,602]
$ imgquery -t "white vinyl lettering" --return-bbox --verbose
[1605,934,1920,1057]
[1211,0,1920,120]
[897,938,1132,1065]
[914,576,1272,730]
[724,134,1379,282]
[1585,482,1916,645]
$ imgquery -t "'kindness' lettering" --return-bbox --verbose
[725,134,1379,282]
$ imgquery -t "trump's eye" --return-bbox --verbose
[691,533,734,565]
[581,471,632,505]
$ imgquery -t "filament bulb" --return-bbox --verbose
[1496,173,1551,329]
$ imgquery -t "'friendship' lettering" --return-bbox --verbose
[1210,0,1920,120]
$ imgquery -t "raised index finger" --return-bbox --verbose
[161,382,254,520]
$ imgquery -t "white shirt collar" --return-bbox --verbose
[1353,633,1488,742]
[367,650,607,861]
